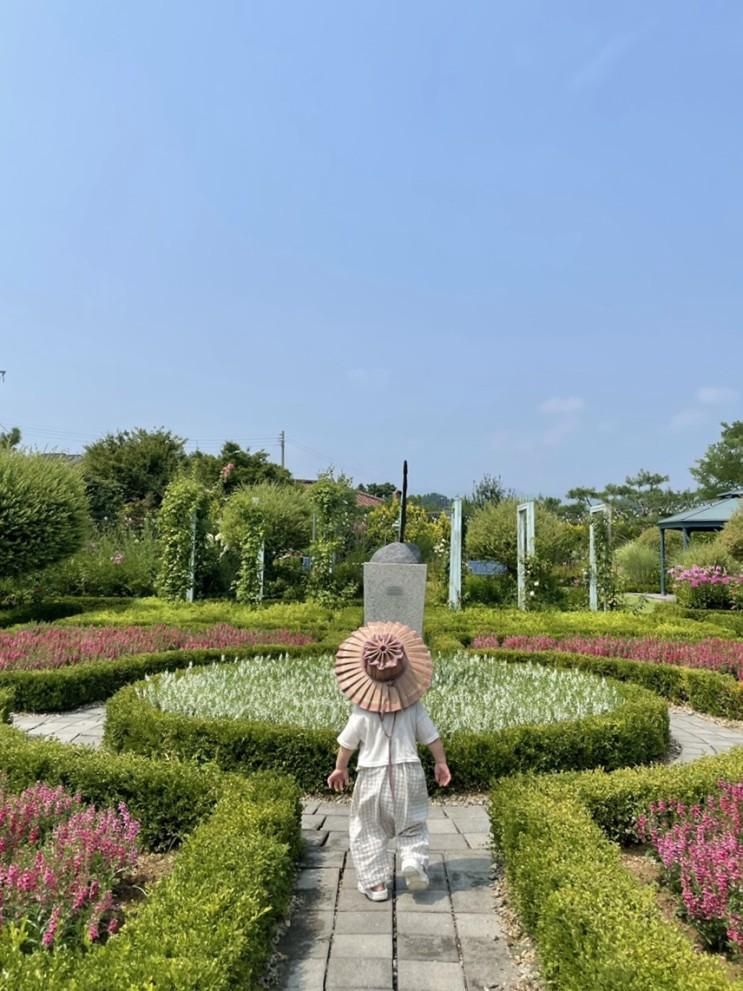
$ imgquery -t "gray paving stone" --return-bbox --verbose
[463,952,519,991]
[451,888,494,913]
[326,956,392,989]
[302,800,319,814]
[427,819,460,834]
[455,912,506,939]
[316,802,352,815]
[337,889,392,912]
[323,815,350,831]
[334,911,392,934]
[302,830,328,848]
[396,911,455,937]
[464,832,491,850]
[325,832,350,850]
[397,932,458,961]
[294,886,338,912]
[301,814,326,830]
[330,933,391,958]
[430,834,468,851]
[397,959,466,991]
[295,868,339,891]
[395,889,451,913]
[301,848,345,868]
[71,734,101,748]
[425,805,448,818]
[279,956,326,991]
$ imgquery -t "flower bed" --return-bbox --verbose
[490,751,743,991]
[472,634,743,679]
[638,782,743,957]
[138,652,623,733]
[105,654,669,791]
[0,781,140,950]
[0,724,300,990]
[0,623,313,671]
[670,565,743,611]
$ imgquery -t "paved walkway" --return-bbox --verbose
[9,705,743,990]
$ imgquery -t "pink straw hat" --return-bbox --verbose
[335,621,433,713]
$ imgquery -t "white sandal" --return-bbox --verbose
[357,882,389,902]
[401,860,429,892]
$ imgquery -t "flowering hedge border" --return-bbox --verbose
[0,724,300,990]
[473,647,743,720]
[104,662,669,792]
[490,750,743,991]
[0,642,327,713]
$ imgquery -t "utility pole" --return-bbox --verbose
[0,371,5,382]
[279,430,285,468]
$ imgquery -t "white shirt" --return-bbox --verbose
[337,701,440,768]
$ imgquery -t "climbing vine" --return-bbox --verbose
[591,508,620,611]
[307,470,358,606]
[155,478,210,601]
[233,505,265,605]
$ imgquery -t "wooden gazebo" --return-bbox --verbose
[658,491,743,594]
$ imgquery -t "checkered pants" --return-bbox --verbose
[349,761,429,889]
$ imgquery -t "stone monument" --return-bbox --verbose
[363,461,427,634]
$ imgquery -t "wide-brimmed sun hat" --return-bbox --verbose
[335,621,433,713]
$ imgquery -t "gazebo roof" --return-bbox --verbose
[659,492,743,530]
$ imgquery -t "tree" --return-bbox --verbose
[82,428,187,523]
[691,421,743,499]
[0,427,21,450]
[411,492,451,512]
[364,499,447,561]
[358,481,397,500]
[221,483,311,562]
[0,451,88,577]
[189,441,292,494]
[464,474,510,516]
[720,508,743,562]
[465,498,580,573]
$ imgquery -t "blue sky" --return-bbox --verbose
[1,1,741,498]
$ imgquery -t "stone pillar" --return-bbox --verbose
[363,542,427,636]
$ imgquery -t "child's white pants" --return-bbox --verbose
[349,761,429,889]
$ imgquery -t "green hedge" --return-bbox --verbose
[0,687,14,724]
[1,643,324,713]
[0,596,128,629]
[104,662,669,792]
[475,647,743,720]
[0,724,301,990]
[490,752,743,991]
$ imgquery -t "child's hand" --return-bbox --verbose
[434,762,451,787]
[327,768,349,792]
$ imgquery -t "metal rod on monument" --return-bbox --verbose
[399,460,408,543]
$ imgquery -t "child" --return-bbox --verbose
[327,621,451,901]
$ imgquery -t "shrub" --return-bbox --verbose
[720,508,743,562]
[638,781,743,954]
[0,725,300,990]
[104,666,668,792]
[42,523,160,598]
[471,646,743,720]
[0,643,320,713]
[669,564,743,610]
[0,451,88,579]
[465,498,581,575]
[616,539,660,592]
[490,755,743,991]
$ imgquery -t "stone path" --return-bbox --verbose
[9,704,743,990]
[280,801,511,991]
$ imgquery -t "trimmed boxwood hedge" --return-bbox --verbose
[490,750,743,991]
[475,647,743,720]
[104,662,669,792]
[1,642,326,713]
[0,723,301,990]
